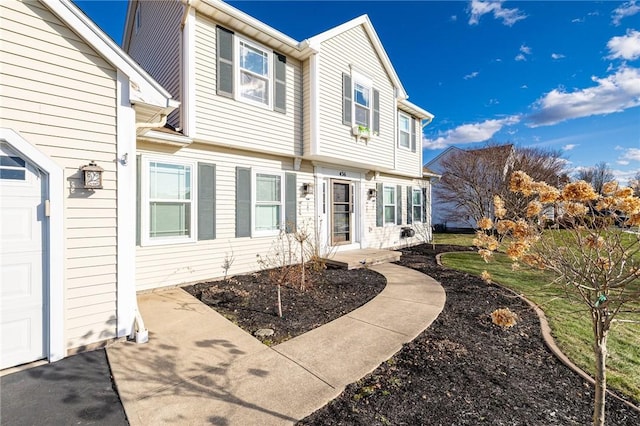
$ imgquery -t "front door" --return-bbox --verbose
[0,144,46,369]
[331,180,352,245]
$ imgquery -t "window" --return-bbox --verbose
[383,185,396,225]
[342,72,380,135]
[142,158,196,245]
[238,39,271,106]
[253,172,283,235]
[398,113,411,149]
[412,188,423,222]
[354,81,371,128]
[134,3,141,35]
[0,155,26,180]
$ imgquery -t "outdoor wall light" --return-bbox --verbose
[81,161,104,189]
[368,188,377,199]
[302,182,314,195]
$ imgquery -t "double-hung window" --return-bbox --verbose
[253,172,283,235]
[398,113,411,149]
[354,81,371,128]
[142,158,196,245]
[238,39,271,107]
[412,188,423,223]
[383,185,396,225]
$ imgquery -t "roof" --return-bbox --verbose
[44,0,177,116]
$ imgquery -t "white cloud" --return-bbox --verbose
[450,15,458,22]
[572,17,585,23]
[618,147,640,163]
[520,84,528,89]
[612,0,640,26]
[528,66,640,127]
[464,71,479,80]
[607,29,640,61]
[551,53,565,60]
[515,44,531,61]
[562,144,578,151]
[423,116,521,149]
[468,0,527,26]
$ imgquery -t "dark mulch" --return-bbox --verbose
[183,267,386,344]
[184,244,640,425]
[300,244,640,425]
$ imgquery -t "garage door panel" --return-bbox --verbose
[1,144,46,369]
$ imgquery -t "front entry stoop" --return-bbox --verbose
[322,248,401,269]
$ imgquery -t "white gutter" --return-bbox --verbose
[136,114,167,129]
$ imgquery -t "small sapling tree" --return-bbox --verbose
[474,171,640,426]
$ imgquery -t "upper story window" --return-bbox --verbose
[238,40,271,106]
[354,81,371,128]
[342,71,379,135]
[398,113,411,149]
[134,3,141,35]
[216,26,287,113]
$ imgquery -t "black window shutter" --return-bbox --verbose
[376,183,383,227]
[411,117,417,153]
[285,172,297,233]
[342,73,352,125]
[422,187,428,225]
[216,26,234,98]
[235,167,251,237]
[274,53,287,113]
[198,163,216,240]
[396,185,402,225]
[136,155,141,246]
[406,185,413,224]
[373,89,380,134]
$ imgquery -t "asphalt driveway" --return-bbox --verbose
[1,349,127,425]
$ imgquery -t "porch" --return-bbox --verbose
[322,248,401,270]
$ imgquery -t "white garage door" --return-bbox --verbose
[0,143,47,369]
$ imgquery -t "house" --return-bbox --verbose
[426,144,514,230]
[122,0,436,291]
[0,0,177,369]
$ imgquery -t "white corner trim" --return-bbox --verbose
[116,71,138,339]
[0,128,65,362]
[182,6,197,138]
[309,53,320,156]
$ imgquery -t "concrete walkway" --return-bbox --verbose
[107,263,445,425]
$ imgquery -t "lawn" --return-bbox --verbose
[436,232,640,403]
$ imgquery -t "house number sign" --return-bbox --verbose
[339,171,347,176]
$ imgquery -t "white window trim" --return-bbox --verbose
[383,184,396,226]
[141,155,197,246]
[398,112,411,150]
[412,188,424,223]
[351,70,373,130]
[251,169,285,237]
[234,36,273,109]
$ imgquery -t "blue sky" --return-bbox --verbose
[74,0,640,184]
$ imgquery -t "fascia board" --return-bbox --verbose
[43,0,176,110]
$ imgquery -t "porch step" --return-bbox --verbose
[322,248,402,270]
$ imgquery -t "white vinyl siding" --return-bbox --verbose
[135,141,315,291]
[316,25,394,169]
[194,14,303,157]
[125,0,183,129]
[0,1,119,350]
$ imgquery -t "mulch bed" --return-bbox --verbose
[183,267,386,344]
[184,244,640,424]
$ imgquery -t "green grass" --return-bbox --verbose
[435,233,640,402]
[432,232,477,247]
